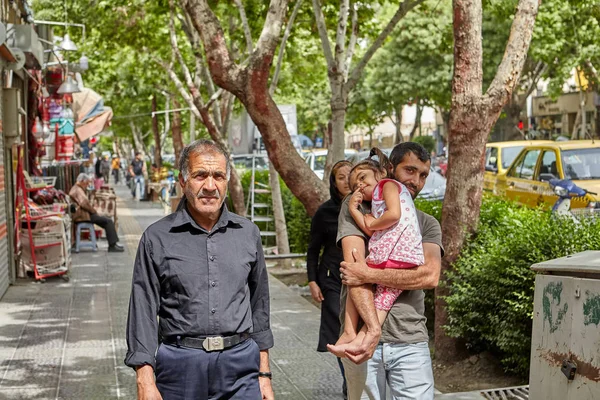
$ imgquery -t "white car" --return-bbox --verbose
[304,149,357,179]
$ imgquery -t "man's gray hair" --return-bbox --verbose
[178,139,231,181]
[76,173,91,183]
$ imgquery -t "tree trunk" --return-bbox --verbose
[182,0,329,216]
[268,162,291,266]
[409,100,423,140]
[393,103,404,144]
[152,95,162,169]
[172,99,184,167]
[435,0,540,362]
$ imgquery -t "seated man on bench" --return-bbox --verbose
[69,173,124,253]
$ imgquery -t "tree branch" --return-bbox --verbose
[179,0,245,95]
[312,0,335,69]
[270,0,304,95]
[346,0,426,93]
[484,0,541,110]
[344,3,358,81]
[234,0,254,54]
[334,0,350,77]
[253,0,290,71]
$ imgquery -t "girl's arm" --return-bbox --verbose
[368,181,402,231]
[349,191,374,237]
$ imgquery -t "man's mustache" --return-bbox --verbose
[196,189,221,199]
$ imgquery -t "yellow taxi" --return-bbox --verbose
[484,140,553,194]
[495,140,600,209]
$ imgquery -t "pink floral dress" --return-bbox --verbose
[366,179,424,310]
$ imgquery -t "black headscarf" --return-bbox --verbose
[319,160,352,224]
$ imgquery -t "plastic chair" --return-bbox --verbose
[75,222,98,253]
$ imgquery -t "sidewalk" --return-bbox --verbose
[0,185,345,399]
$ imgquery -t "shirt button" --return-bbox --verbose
[210,255,215,261]
[211,281,216,287]
[211,308,216,314]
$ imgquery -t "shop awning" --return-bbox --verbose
[75,107,113,142]
[72,88,113,142]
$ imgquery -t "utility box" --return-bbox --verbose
[529,251,600,400]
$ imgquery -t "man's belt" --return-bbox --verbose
[163,332,250,352]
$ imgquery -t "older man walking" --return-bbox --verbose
[125,140,274,400]
[69,173,124,252]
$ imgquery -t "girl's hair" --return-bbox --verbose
[349,148,393,185]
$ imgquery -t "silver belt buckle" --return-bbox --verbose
[203,336,225,351]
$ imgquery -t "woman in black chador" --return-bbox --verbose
[306,160,352,399]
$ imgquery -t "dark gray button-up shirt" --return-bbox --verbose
[124,203,273,369]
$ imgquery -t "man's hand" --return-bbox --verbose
[308,281,324,303]
[340,248,372,287]
[136,365,162,400]
[349,191,364,211]
[259,377,275,400]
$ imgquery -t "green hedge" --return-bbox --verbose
[442,196,600,376]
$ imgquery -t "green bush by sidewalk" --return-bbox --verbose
[440,196,600,376]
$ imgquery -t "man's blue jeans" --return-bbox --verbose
[131,175,145,199]
[342,342,434,400]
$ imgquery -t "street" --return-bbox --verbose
[0,186,345,399]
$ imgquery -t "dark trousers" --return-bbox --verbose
[155,339,261,400]
[89,213,119,246]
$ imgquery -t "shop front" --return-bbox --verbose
[531,91,599,139]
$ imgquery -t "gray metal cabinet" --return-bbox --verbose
[530,251,600,400]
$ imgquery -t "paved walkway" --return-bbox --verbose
[0,185,345,399]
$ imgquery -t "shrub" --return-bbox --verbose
[412,135,436,154]
[444,197,600,376]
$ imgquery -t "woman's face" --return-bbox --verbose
[334,165,351,198]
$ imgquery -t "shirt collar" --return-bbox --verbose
[170,198,236,233]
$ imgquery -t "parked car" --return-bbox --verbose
[349,148,446,201]
[232,154,269,173]
[304,149,357,179]
[495,140,600,210]
[484,140,553,194]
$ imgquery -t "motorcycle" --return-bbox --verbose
[549,178,598,221]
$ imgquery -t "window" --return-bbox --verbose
[501,146,524,169]
[538,151,558,181]
[485,147,498,170]
[562,148,600,180]
[509,150,540,180]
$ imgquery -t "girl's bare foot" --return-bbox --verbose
[326,331,356,358]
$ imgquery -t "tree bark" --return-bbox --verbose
[172,99,184,167]
[436,0,540,362]
[151,95,162,169]
[409,100,423,140]
[393,103,404,144]
[181,0,329,215]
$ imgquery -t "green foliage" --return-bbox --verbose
[412,136,436,154]
[444,196,600,376]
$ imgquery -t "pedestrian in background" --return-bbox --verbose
[94,154,104,190]
[112,154,121,184]
[125,139,274,399]
[101,155,111,185]
[128,152,147,200]
[306,160,352,399]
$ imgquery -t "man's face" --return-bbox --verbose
[393,152,431,199]
[179,151,228,218]
[135,154,142,161]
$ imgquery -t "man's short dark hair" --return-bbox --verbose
[389,142,431,168]
[135,152,142,156]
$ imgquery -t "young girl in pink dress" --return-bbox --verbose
[327,148,424,357]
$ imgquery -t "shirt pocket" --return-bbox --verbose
[164,253,205,313]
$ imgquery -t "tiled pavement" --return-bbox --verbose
[0,185,346,399]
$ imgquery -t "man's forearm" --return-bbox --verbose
[136,364,155,385]
[259,350,270,372]
[362,243,441,290]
